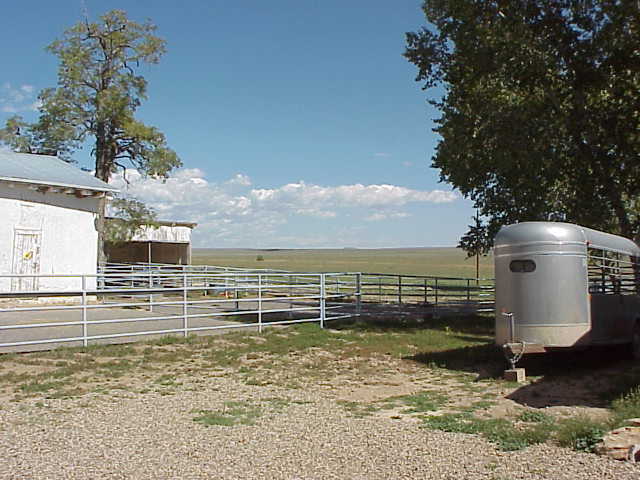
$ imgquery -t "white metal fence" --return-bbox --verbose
[0,269,358,352]
[0,263,494,353]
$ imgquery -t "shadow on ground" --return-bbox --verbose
[408,341,640,408]
[505,347,640,408]
[331,312,494,336]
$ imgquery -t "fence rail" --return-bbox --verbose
[0,264,495,353]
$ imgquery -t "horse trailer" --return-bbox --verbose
[494,221,640,366]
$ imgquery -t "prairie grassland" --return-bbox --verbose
[192,247,494,278]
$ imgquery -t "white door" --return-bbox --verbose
[11,230,42,291]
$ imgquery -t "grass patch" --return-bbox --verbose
[19,379,69,394]
[422,413,553,451]
[153,374,181,387]
[337,400,382,417]
[555,415,608,452]
[611,385,640,425]
[398,391,449,413]
[193,401,261,427]
[517,410,553,423]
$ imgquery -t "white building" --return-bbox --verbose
[0,152,117,292]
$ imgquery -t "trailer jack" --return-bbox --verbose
[502,341,526,370]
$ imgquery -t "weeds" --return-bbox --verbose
[337,400,382,417]
[517,410,553,424]
[399,391,449,413]
[555,415,608,452]
[422,413,553,451]
[611,386,640,426]
[193,401,261,427]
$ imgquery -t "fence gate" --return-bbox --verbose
[11,229,42,292]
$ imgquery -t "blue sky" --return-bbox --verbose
[1,0,475,248]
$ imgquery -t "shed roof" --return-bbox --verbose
[105,217,197,228]
[0,151,118,193]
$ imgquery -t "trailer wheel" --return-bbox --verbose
[632,323,640,360]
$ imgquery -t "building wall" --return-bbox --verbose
[0,183,100,292]
[131,225,193,243]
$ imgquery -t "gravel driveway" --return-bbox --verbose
[1,375,638,480]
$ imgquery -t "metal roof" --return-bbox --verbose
[495,221,640,257]
[0,151,118,192]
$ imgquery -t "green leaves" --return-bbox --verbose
[38,9,180,181]
[406,1,640,241]
[105,197,159,245]
[0,10,184,259]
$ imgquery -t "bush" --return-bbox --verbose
[611,386,640,426]
[555,415,608,452]
[517,410,553,424]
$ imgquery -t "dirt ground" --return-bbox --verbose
[0,335,633,420]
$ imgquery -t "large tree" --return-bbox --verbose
[405,0,640,248]
[1,10,180,260]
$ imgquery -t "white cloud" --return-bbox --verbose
[365,211,410,222]
[374,152,391,157]
[250,182,456,209]
[225,173,252,187]
[0,82,39,113]
[109,169,458,247]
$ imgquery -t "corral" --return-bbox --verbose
[0,262,493,353]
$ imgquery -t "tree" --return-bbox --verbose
[1,10,181,261]
[458,211,490,279]
[105,197,159,245]
[405,1,640,250]
[0,114,75,160]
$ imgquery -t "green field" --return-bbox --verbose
[192,247,494,279]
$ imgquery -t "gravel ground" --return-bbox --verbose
[1,376,639,480]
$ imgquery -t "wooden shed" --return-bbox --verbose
[104,219,197,265]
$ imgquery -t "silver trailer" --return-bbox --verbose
[494,221,640,365]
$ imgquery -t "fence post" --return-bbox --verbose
[258,274,263,333]
[434,277,439,317]
[82,275,88,347]
[398,275,402,304]
[467,278,470,301]
[424,278,428,304]
[289,274,294,318]
[148,269,154,312]
[356,273,362,316]
[378,276,382,302]
[320,273,326,328]
[234,274,240,310]
[183,272,188,337]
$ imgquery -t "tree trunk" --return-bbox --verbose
[94,123,111,266]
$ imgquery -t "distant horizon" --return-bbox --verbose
[193,245,461,250]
